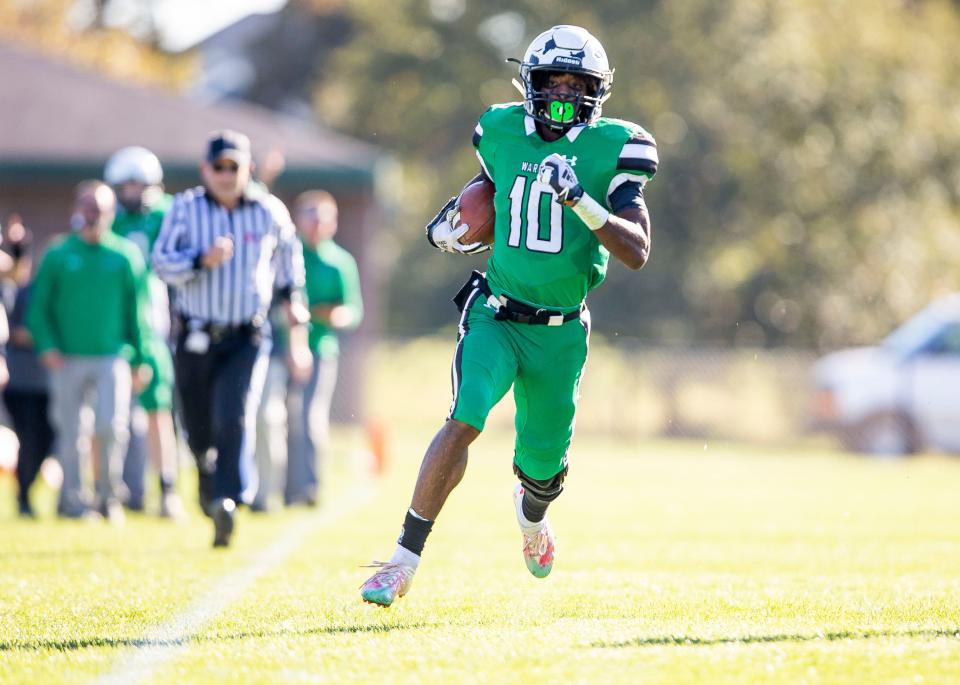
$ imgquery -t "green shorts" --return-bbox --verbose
[137,340,174,412]
[448,288,590,481]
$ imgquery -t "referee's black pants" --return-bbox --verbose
[2,388,56,508]
[174,326,271,505]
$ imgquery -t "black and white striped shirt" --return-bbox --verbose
[152,185,304,326]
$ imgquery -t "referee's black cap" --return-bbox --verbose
[206,130,251,164]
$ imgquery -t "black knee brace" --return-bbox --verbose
[513,463,568,502]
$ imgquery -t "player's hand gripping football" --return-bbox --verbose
[537,153,584,206]
[425,196,487,255]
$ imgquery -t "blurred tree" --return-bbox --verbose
[8,0,960,350]
[312,0,960,350]
[642,0,960,349]
[0,0,192,87]
[183,0,352,116]
[314,0,583,337]
[229,1,351,115]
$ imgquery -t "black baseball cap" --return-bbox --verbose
[206,130,251,164]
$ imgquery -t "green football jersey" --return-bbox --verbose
[27,232,150,362]
[473,104,657,310]
[302,238,364,358]
[111,192,173,271]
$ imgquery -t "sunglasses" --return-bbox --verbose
[297,207,338,221]
[212,162,240,173]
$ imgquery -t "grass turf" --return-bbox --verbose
[1,429,959,684]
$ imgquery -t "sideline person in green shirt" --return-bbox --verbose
[284,190,363,507]
[27,180,151,522]
[105,146,184,520]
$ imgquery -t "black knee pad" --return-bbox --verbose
[513,463,568,502]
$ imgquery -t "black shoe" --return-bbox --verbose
[210,498,236,548]
[198,472,215,518]
[17,497,36,519]
[285,489,319,508]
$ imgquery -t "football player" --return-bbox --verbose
[361,25,658,606]
[104,146,184,520]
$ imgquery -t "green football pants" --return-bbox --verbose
[137,338,174,412]
[448,289,591,481]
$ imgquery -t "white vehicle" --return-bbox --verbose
[812,294,960,455]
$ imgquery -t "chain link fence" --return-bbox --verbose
[367,337,820,446]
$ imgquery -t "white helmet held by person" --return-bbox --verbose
[104,146,164,187]
[104,146,164,213]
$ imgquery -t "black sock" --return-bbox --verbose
[521,490,550,523]
[398,509,434,556]
[159,476,174,495]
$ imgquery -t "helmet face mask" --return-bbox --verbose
[526,69,602,128]
[513,25,614,131]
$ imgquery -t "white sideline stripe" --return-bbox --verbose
[94,483,375,685]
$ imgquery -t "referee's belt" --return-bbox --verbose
[453,271,584,326]
[182,315,263,343]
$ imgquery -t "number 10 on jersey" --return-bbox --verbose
[507,175,564,254]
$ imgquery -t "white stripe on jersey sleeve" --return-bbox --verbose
[472,123,484,149]
[475,149,493,182]
[619,141,659,164]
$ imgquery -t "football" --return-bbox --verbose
[457,178,496,245]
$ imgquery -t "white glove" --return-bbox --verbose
[426,196,488,254]
[537,153,584,205]
[537,153,611,231]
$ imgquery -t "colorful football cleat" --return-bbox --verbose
[513,484,556,578]
[360,561,415,607]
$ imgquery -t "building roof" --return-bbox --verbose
[0,40,380,188]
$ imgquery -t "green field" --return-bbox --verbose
[2,425,959,684]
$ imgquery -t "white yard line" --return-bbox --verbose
[94,482,374,685]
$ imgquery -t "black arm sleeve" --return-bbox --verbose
[608,181,646,213]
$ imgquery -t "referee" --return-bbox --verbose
[153,130,311,547]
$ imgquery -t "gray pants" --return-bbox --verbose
[123,282,170,507]
[285,354,338,504]
[252,357,289,510]
[122,404,149,508]
[49,356,131,516]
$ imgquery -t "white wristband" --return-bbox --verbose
[571,192,610,231]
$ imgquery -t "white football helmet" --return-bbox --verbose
[512,25,614,129]
[104,146,163,186]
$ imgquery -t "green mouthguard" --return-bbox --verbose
[548,100,575,123]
